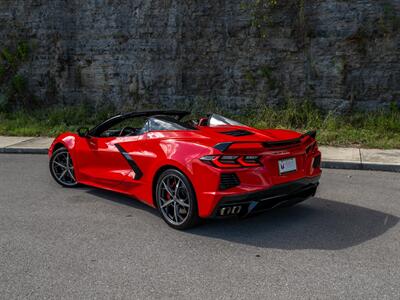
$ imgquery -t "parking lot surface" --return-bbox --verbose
[0,154,399,299]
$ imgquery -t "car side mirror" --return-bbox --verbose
[77,127,90,138]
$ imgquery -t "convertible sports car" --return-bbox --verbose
[49,110,321,229]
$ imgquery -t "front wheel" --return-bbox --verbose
[155,169,200,230]
[49,147,78,187]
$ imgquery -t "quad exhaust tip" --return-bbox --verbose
[219,205,242,216]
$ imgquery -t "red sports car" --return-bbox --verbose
[49,110,321,229]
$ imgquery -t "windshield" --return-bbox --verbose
[148,115,197,131]
[208,114,244,127]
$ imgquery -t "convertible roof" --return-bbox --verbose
[88,110,190,136]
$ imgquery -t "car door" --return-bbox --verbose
[76,134,145,188]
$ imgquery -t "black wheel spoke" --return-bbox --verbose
[52,150,77,187]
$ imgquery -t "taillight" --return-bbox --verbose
[239,155,261,167]
[306,142,316,154]
[219,155,239,166]
[199,156,214,163]
[219,155,239,162]
[200,155,262,168]
[313,154,321,168]
[307,141,319,154]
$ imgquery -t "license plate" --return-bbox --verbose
[278,157,297,174]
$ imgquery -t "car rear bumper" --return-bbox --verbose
[210,175,320,218]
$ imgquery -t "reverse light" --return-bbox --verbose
[219,155,239,164]
[244,155,259,161]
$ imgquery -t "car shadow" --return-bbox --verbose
[187,197,399,250]
[82,187,159,217]
[79,187,398,251]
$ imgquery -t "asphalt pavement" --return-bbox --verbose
[0,154,399,299]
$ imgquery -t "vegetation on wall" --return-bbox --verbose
[240,0,279,38]
[240,0,399,114]
[243,0,399,40]
[379,3,400,36]
[240,0,307,39]
[347,3,399,56]
[0,41,34,112]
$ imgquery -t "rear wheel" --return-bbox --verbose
[155,169,200,230]
[49,147,78,187]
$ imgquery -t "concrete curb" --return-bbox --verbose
[322,161,363,170]
[0,148,48,154]
[322,161,400,173]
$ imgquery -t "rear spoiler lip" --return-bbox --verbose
[213,130,317,153]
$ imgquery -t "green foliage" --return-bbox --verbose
[257,65,277,89]
[1,101,399,149]
[241,0,279,38]
[0,64,5,80]
[240,100,400,149]
[11,75,27,94]
[243,65,277,90]
[189,99,400,149]
[349,26,370,55]
[347,2,399,54]
[258,65,272,78]
[235,99,322,129]
[1,48,16,68]
[0,93,7,111]
[16,42,30,61]
[379,3,400,34]
[0,41,32,112]
[241,0,306,39]
[0,104,116,137]
[244,70,256,86]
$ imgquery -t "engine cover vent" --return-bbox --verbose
[220,130,253,137]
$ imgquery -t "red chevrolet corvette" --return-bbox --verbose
[49,110,321,229]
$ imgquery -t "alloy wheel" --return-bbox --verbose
[51,150,77,187]
[157,174,191,226]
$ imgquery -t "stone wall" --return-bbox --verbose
[1,0,399,112]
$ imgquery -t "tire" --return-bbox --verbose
[155,169,200,230]
[49,147,78,187]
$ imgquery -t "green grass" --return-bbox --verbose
[0,105,113,137]
[234,101,400,149]
[1,102,399,149]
